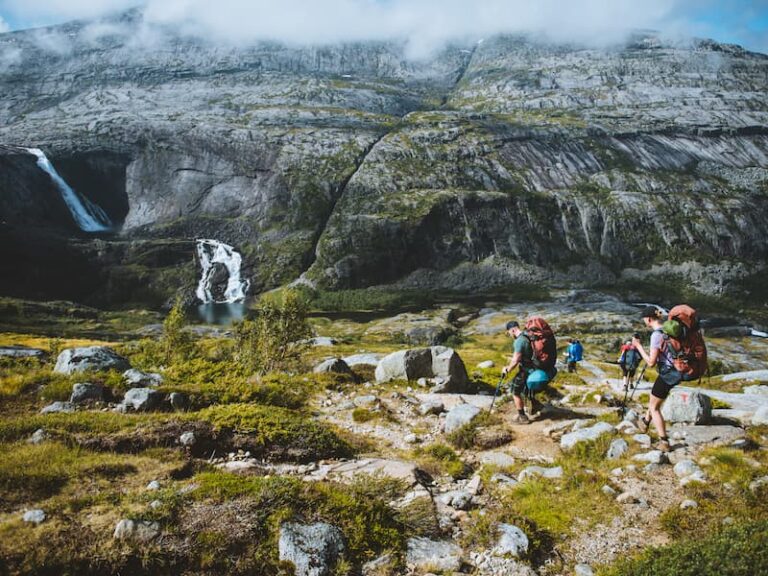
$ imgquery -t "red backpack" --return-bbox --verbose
[525,317,557,372]
[663,305,708,380]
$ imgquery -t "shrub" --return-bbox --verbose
[233,289,312,375]
[161,297,194,364]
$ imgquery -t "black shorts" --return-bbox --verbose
[621,366,636,378]
[651,375,675,399]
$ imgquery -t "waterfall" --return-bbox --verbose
[195,239,250,304]
[26,148,112,232]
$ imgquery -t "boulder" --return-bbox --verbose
[438,490,473,510]
[375,347,470,392]
[445,403,482,434]
[673,460,704,479]
[120,388,164,412]
[113,519,160,542]
[0,345,47,359]
[169,392,189,411]
[661,390,712,424]
[479,451,516,468]
[123,369,163,387]
[633,450,667,464]
[753,406,768,426]
[406,537,462,572]
[27,429,47,444]
[70,382,104,404]
[23,509,46,524]
[278,522,345,576]
[518,466,563,481]
[560,422,614,450]
[54,347,130,375]
[669,425,745,447]
[419,401,445,416]
[493,524,529,557]
[40,401,75,414]
[744,385,768,396]
[342,353,383,368]
[313,358,353,375]
[606,438,629,460]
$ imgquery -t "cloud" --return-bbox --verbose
[0,15,9,33]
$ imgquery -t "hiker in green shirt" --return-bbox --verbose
[501,320,544,424]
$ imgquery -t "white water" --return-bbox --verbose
[195,239,250,304]
[27,148,112,232]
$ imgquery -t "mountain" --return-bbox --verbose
[1,11,767,308]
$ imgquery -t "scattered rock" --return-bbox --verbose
[342,354,382,368]
[662,390,712,424]
[479,452,515,468]
[602,485,617,496]
[0,345,47,359]
[23,509,46,524]
[40,401,75,414]
[467,474,483,495]
[146,480,160,491]
[313,358,353,375]
[54,347,130,375]
[632,434,652,447]
[113,519,160,542]
[616,492,637,504]
[179,431,196,447]
[406,537,462,572]
[680,499,699,510]
[560,421,614,450]
[575,564,595,576]
[169,392,189,411]
[278,522,345,576]
[70,382,105,404]
[633,450,667,465]
[375,347,470,393]
[445,403,482,434]
[748,476,768,493]
[606,438,629,460]
[123,369,163,387]
[673,460,704,479]
[27,429,47,444]
[616,420,638,434]
[352,395,378,407]
[419,401,445,416]
[477,360,495,369]
[752,406,768,426]
[309,337,337,347]
[439,490,473,510]
[493,524,528,557]
[362,553,396,576]
[518,466,563,481]
[120,388,163,412]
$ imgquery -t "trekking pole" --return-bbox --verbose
[489,375,507,413]
[627,364,647,406]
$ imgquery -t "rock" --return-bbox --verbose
[673,460,703,478]
[669,425,745,447]
[722,370,768,383]
[680,499,699,510]
[342,354,383,368]
[662,390,712,424]
[123,369,163,387]
[40,401,75,414]
[466,475,483,495]
[493,524,528,557]
[23,509,46,524]
[406,537,462,572]
[352,395,377,407]
[169,392,189,411]
[616,420,638,434]
[404,433,419,444]
[748,476,768,493]
[216,460,259,473]
[752,406,768,426]
[119,388,164,412]
[744,385,768,395]
[54,347,130,375]
[560,421,614,450]
[633,434,652,447]
[477,360,495,369]
[309,337,337,347]
[146,480,160,491]
[479,452,515,468]
[419,401,445,416]
[375,347,470,393]
[362,554,396,576]
[616,492,637,504]
[575,564,595,576]
[113,519,160,542]
[518,466,563,481]
[680,470,708,486]
[602,485,617,496]
[623,409,639,424]
[606,438,629,460]
[439,490,473,510]
[70,382,105,404]
[491,473,518,486]
[279,522,345,576]
[179,431,196,446]
[0,345,46,359]
[313,358,353,375]
[149,500,162,510]
[444,403,482,434]
[633,450,667,464]
[27,429,47,444]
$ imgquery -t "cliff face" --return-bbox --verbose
[0,13,766,306]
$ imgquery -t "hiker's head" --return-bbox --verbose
[640,305,663,327]
[506,320,521,337]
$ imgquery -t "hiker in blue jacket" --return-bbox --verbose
[565,338,583,372]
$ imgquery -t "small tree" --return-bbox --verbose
[161,296,193,364]
[234,289,312,375]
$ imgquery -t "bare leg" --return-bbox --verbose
[648,394,667,439]
[513,395,525,412]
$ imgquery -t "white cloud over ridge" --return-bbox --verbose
[0,15,10,33]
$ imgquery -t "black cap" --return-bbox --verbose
[505,320,520,330]
[640,305,660,319]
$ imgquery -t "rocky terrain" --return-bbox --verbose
[0,292,767,575]
[1,12,767,308]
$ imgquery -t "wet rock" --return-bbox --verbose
[560,421,614,450]
[23,509,46,524]
[41,401,75,414]
[518,466,563,481]
[607,438,629,460]
[313,358,353,375]
[120,388,163,412]
[493,524,528,557]
[70,382,105,404]
[279,522,345,576]
[113,519,160,542]
[406,537,462,572]
[54,347,130,375]
[445,403,482,434]
[123,369,163,387]
[662,390,712,424]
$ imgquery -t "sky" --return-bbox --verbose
[0,0,766,55]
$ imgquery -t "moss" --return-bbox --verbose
[412,443,470,479]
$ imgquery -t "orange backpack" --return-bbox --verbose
[663,305,708,380]
[525,317,557,372]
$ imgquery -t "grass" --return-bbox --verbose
[411,443,469,479]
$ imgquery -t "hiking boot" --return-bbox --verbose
[657,439,671,453]
[530,398,544,415]
[637,416,650,433]
[513,413,530,425]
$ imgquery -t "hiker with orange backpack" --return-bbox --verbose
[632,305,708,452]
[502,319,557,424]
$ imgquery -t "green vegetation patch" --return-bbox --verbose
[412,442,470,479]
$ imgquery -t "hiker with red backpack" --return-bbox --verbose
[618,337,642,391]
[501,318,557,424]
[632,305,708,453]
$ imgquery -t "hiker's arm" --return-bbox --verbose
[632,338,658,367]
[502,351,522,376]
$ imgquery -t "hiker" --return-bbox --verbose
[502,319,556,424]
[618,337,641,390]
[565,338,583,372]
[632,306,674,452]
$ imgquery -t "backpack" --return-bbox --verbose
[624,348,641,371]
[525,317,557,373]
[662,304,708,380]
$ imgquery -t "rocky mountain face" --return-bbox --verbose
[1,11,767,307]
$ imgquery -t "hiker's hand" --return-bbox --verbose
[501,366,509,377]
[632,336,641,347]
